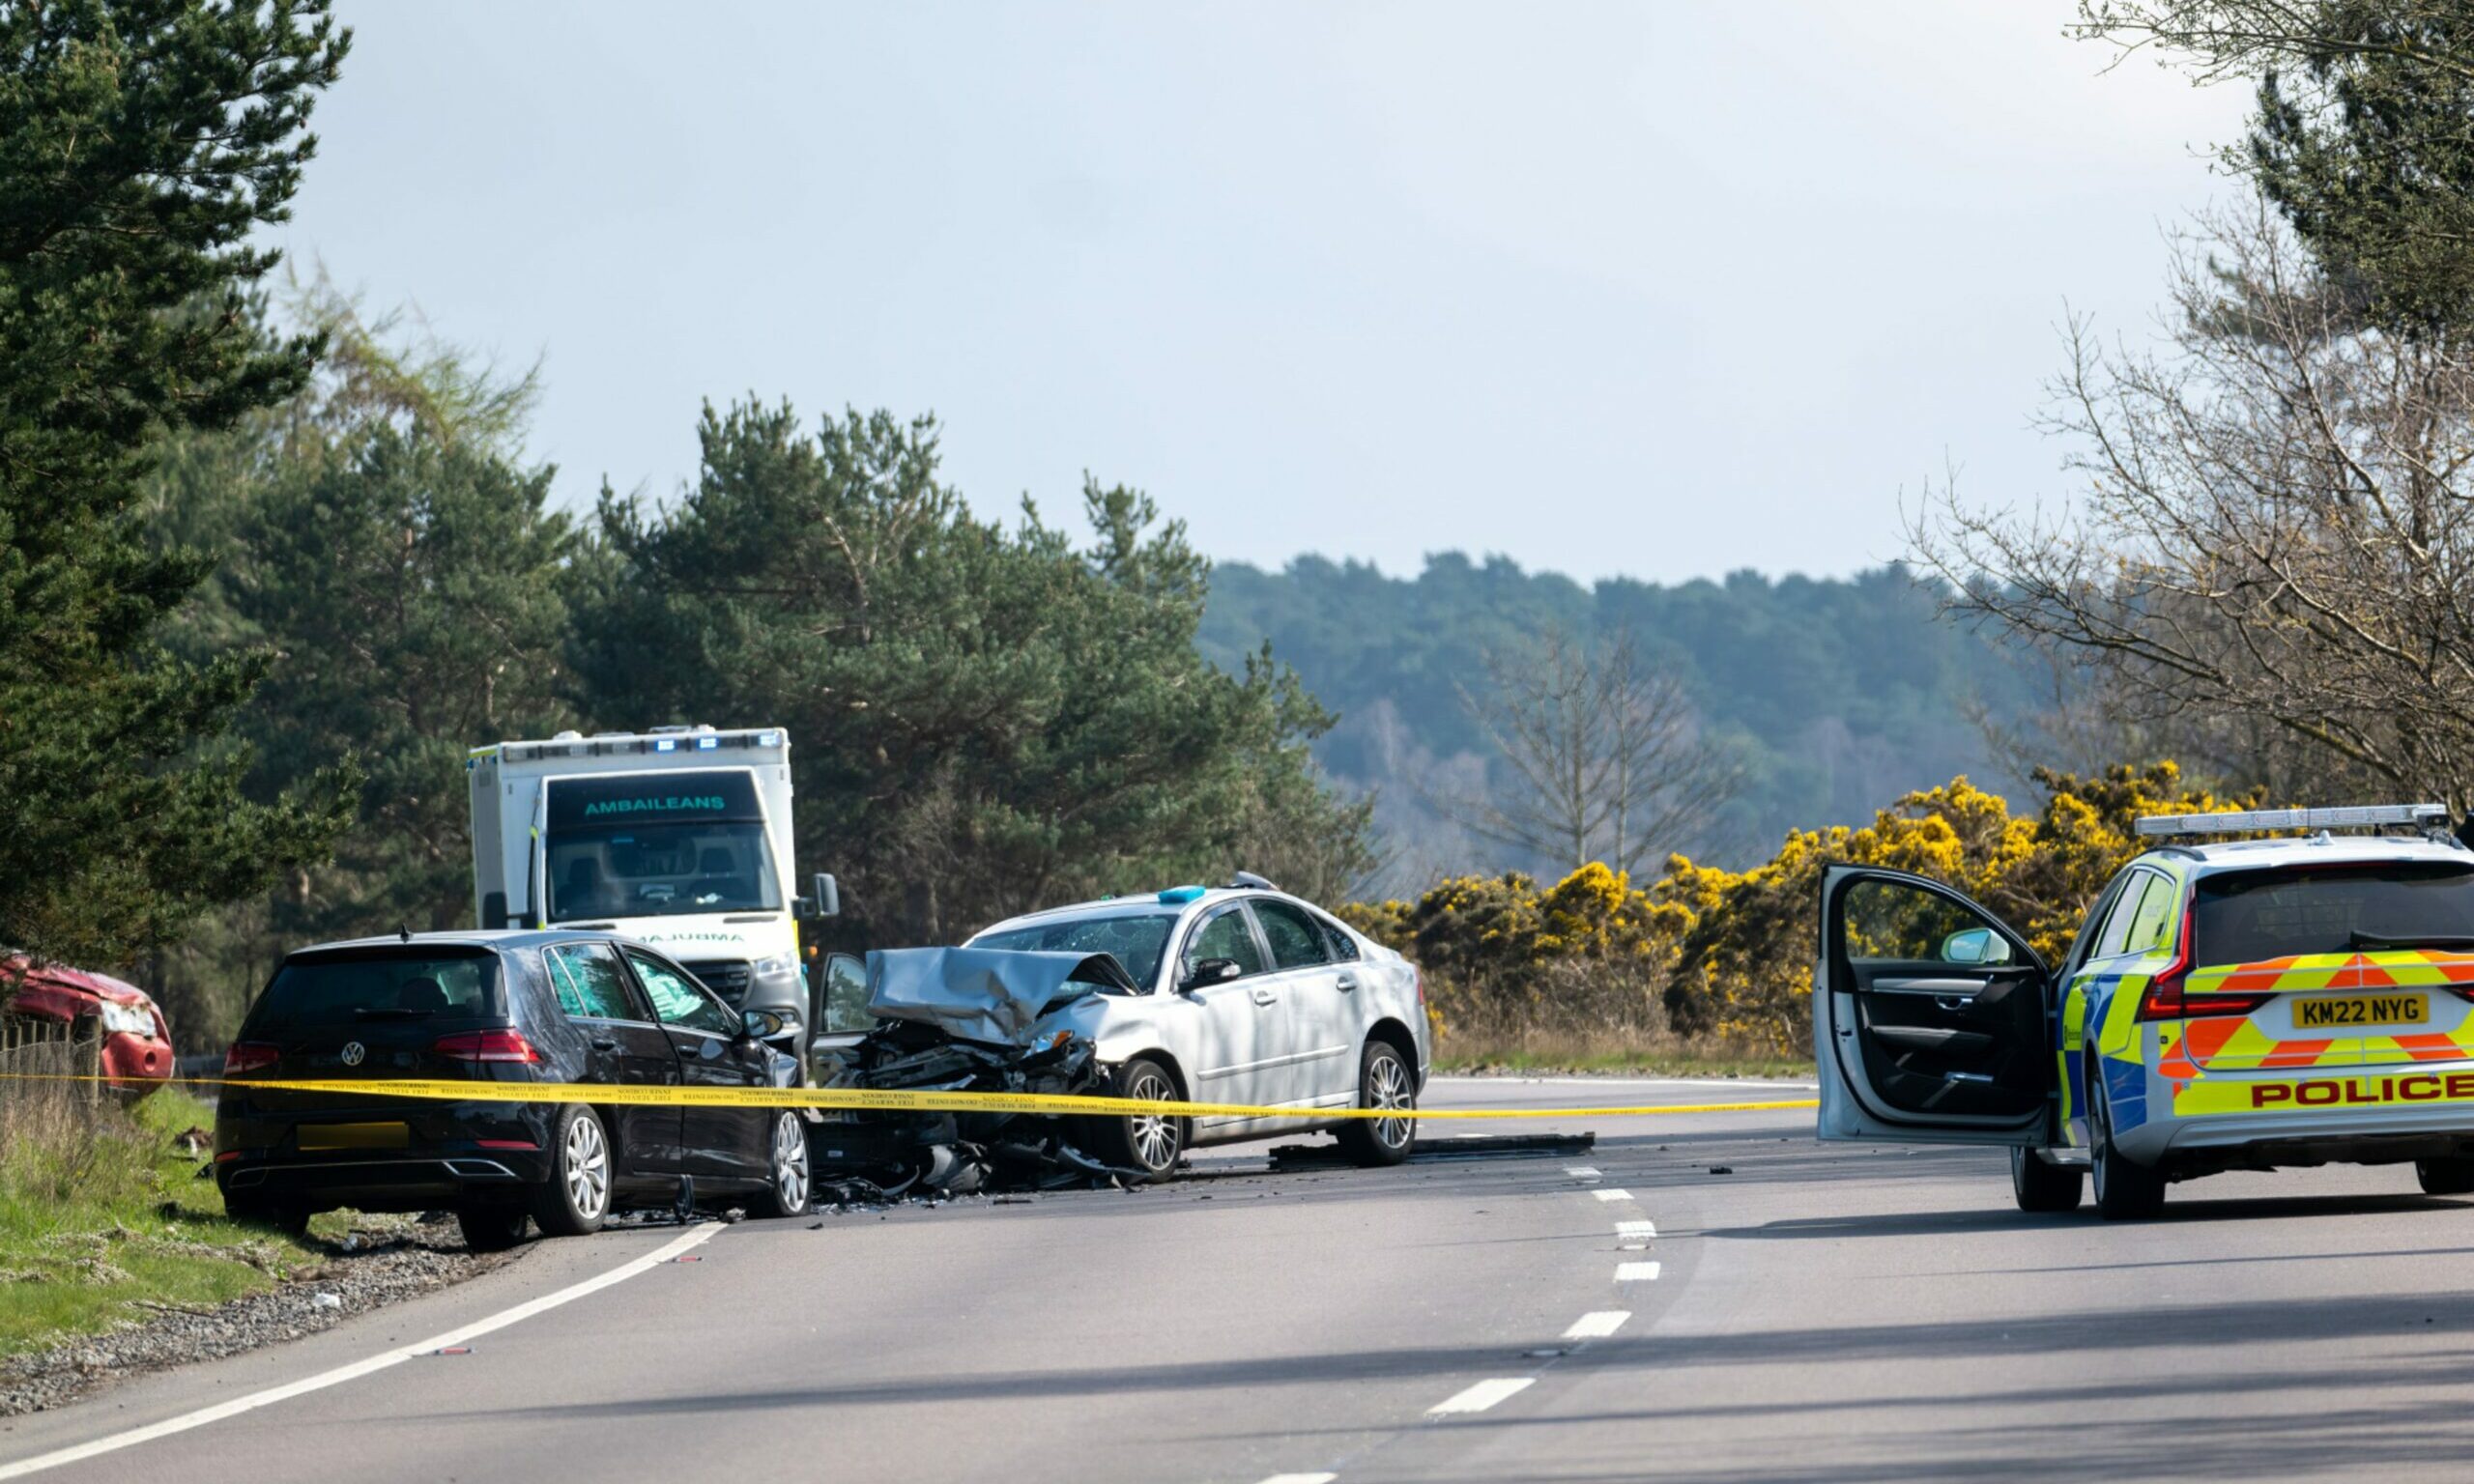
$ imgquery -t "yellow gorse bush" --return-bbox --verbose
[1341,762,2257,1057]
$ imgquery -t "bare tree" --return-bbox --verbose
[2074,2,2474,88]
[1433,627,1736,875]
[1911,200,2474,813]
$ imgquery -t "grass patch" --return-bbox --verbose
[1433,1026,1813,1080]
[0,1085,323,1357]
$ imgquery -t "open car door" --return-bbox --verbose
[1816,865,2057,1146]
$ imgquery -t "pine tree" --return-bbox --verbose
[0,1,357,966]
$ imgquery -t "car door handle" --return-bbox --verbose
[1251,988,1278,1007]
[590,1038,618,1051]
[1335,973,1359,991]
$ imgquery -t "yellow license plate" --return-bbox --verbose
[299,1123,409,1151]
[2295,993,2430,1029]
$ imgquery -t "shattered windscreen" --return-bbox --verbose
[968,911,1179,988]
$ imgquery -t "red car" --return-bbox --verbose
[0,956,174,1093]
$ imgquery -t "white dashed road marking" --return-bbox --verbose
[1616,1261,1663,1282]
[1592,1188,1634,1203]
[1256,1474,1338,1484]
[1429,1378,1537,1415]
[1563,1310,1631,1340]
[1616,1219,1654,1246]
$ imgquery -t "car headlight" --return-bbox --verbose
[100,1002,153,1037]
[751,954,798,981]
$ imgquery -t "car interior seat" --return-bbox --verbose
[395,977,449,1015]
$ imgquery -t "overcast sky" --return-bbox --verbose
[280,2,2248,585]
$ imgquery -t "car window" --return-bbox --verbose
[1252,900,1330,970]
[967,911,1179,986]
[818,953,872,1034]
[627,950,738,1036]
[2095,874,2164,958]
[1839,878,2012,964]
[1184,906,1265,979]
[247,952,501,1028]
[2120,873,2177,956]
[1312,910,1362,962]
[548,943,642,1020]
[2193,863,2474,964]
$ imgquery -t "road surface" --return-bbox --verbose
[4,1076,2471,1482]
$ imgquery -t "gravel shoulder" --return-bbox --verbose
[0,1215,518,1416]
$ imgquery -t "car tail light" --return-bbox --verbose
[433,1030,541,1065]
[223,1042,279,1076]
[2135,903,2270,1021]
[1413,964,1424,1011]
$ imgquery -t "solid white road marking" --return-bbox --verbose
[1563,1310,1631,1340]
[1592,1188,1634,1203]
[1429,1378,1537,1415]
[1616,1261,1663,1282]
[1565,1165,1601,1179]
[1616,1219,1654,1247]
[0,1223,723,1480]
[1256,1474,1338,1484]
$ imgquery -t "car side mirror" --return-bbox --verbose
[744,1009,786,1040]
[479,891,509,931]
[797,872,840,919]
[1181,957,1242,992]
[1940,928,2008,966]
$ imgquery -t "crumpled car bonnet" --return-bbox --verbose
[865,947,1136,1047]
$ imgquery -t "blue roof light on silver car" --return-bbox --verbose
[1158,885,1207,904]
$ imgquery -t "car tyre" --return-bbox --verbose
[456,1205,530,1251]
[223,1191,310,1238]
[1098,1056,1186,1184]
[529,1104,612,1237]
[2416,1156,2474,1196]
[2009,1146,2084,1213]
[2090,1081,2165,1220]
[1336,1040,1417,1168]
[750,1110,811,1218]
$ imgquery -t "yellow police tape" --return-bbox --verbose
[38,1071,1820,1122]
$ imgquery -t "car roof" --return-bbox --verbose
[2141,834,2474,876]
[284,928,622,958]
[974,886,1329,938]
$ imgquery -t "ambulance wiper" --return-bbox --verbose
[2349,929,2474,951]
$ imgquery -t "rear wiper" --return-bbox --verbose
[2349,930,2474,951]
[352,1007,432,1020]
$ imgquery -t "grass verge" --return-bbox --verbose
[0,1086,325,1358]
[1433,1027,1813,1080]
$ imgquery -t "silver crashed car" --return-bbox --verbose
[963,878,1433,1180]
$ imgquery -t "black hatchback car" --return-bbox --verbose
[215,929,811,1249]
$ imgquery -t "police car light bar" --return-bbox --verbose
[2134,804,2450,838]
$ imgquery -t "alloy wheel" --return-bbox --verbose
[1367,1049,1414,1150]
[1125,1067,1181,1171]
[564,1112,610,1221]
[772,1112,810,1213]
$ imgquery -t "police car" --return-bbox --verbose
[1817,805,2474,1217]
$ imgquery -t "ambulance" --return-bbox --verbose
[1816,805,2474,1217]
[468,727,836,1065]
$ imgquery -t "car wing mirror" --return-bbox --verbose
[1180,957,1242,992]
[1939,928,2008,966]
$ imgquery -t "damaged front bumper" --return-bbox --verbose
[808,948,1138,1196]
